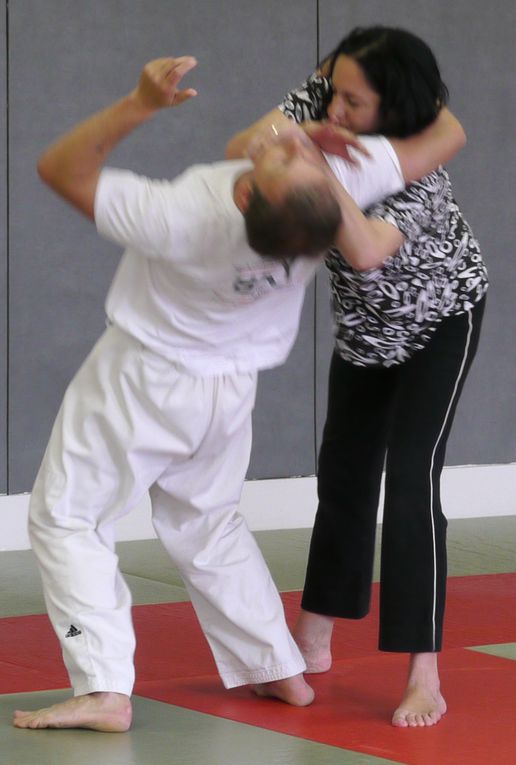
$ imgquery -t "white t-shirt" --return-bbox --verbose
[94,145,403,375]
[324,135,403,211]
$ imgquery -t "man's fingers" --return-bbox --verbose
[163,56,197,84]
[173,88,198,105]
[154,55,197,71]
[145,56,197,88]
[138,56,198,109]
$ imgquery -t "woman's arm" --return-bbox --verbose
[389,108,466,183]
[304,113,465,184]
[226,73,332,159]
[327,175,405,271]
[227,110,400,269]
[241,119,369,166]
[225,67,466,181]
[225,108,293,159]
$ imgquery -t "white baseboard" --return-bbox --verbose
[1,463,515,552]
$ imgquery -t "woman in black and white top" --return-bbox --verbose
[227,26,488,728]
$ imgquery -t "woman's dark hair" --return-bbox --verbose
[322,26,449,137]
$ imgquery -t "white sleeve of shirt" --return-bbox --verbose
[94,166,205,260]
[323,135,404,211]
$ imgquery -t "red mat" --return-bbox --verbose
[1,574,516,764]
[137,649,516,765]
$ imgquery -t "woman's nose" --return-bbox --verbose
[327,96,344,124]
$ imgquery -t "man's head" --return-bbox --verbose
[238,126,342,259]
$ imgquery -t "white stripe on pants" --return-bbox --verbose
[29,325,305,696]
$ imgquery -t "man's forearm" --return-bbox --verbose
[37,56,197,220]
[37,93,157,220]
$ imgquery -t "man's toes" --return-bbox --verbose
[405,713,421,727]
[392,712,408,728]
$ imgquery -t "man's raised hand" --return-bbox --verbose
[134,56,198,112]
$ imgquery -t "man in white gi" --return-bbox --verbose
[14,55,463,732]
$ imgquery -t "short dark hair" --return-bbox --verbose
[324,26,449,137]
[244,183,342,259]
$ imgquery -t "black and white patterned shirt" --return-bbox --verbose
[279,75,488,367]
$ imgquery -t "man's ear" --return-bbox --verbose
[235,176,254,213]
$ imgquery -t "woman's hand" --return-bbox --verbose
[302,121,370,164]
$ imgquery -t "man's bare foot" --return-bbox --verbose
[293,609,334,673]
[392,653,447,728]
[253,673,315,706]
[13,692,132,732]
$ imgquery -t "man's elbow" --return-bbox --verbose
[36,151,73,200]
[36,156,96,221]
[37,151,58,189]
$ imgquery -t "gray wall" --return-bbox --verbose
[3,1,515,494]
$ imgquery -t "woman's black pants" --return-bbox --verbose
[301,299,485,652]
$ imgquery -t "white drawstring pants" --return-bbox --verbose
[29,325,305,696]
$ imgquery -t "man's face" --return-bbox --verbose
[250,125,330,203]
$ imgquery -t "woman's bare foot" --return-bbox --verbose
[293,609,334,673]
[253,673,315,706]
[13,692,132,732]
[392,653,447,728]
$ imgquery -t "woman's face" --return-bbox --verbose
[327,54,381,134]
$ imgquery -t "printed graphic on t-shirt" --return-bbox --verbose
[230,261,293,303]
